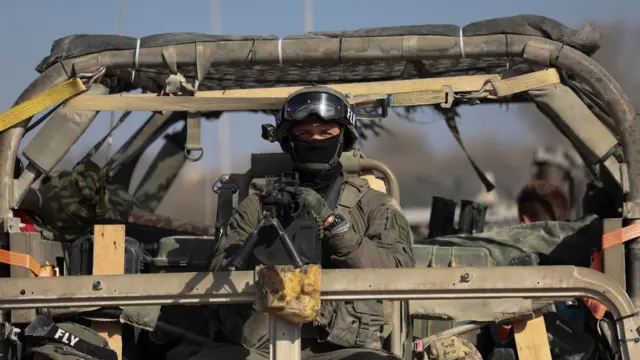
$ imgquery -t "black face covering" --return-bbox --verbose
[291,134,344,194]
[292,135,342,166]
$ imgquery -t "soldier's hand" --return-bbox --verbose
[299,187,334,225]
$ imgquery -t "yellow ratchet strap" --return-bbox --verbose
[0,77,86,133]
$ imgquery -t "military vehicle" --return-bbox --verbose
[0,14,637,360]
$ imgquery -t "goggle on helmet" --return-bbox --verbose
[274,86,359,152]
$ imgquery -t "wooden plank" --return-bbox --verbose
[63,69,561,112]
[65,96,284,112]
[64,74,501,111]
[64,91,450,112]
[491,68,560,96]
[91,224,125,360]
[512,316,552,360]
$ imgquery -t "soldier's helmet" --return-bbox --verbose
[274,86,359,153]
[25,317,117,360]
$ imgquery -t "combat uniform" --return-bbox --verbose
[189,173,415,360]
[188,86,416,360]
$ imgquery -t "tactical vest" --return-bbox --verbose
[313,176,391,350]
[242,175,391,350]
[250,173,348,267]
[252,204,322,266]
[251,174,368,268]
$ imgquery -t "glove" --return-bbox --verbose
[426,336,482,360]
[299,187,334,224]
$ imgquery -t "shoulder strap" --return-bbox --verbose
[336,176,370,217]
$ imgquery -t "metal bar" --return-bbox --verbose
[0,267,627,310]
[391,301,402,357]
[359,159,400,203]
[604,218,627,290]
[270,314,301,360]
[0,267,637,358]
[0,234,8,360]
[106,112,180,180]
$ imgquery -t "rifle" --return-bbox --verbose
[227,172,305,270]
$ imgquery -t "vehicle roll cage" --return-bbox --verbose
[0,266,638,359]
[0,16,639,359]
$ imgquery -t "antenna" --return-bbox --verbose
[304,0,313,33]
[204,0,230,224]
[107,0,127,156]
[211,0,231,174]
[212,0,230,177]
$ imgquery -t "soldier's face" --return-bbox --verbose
[291,121,341,141]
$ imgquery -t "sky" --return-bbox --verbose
[0,0,637,173]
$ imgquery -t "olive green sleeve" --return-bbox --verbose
[324,195,415,269]
[210,193,261,271]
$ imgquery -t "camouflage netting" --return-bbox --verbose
[37,14,602,96]
[34,160,146,241]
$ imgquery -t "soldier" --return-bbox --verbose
[516,179,570,223]
[188,87,416,360]
[487,180,610,360]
